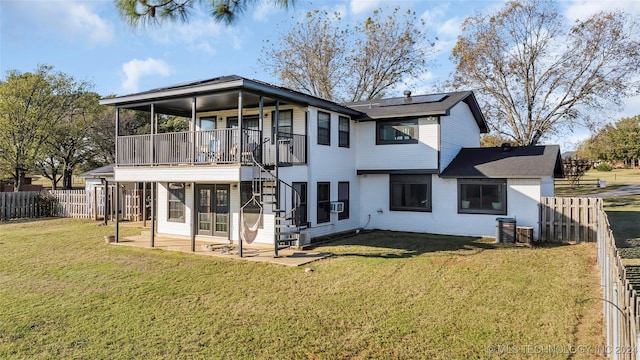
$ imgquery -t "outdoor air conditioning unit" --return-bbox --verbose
[330,201,344,213]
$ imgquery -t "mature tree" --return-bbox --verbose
[261,8,431,102]
[115,0,293,26]
[577,115,640,167]
[480,134,518,147]
[36,92,103,189]
[573,128,612,161]
[607,115,640,167]
[0,66,92,191]
[452,0,640,145]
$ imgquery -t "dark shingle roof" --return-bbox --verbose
[440,145,563,179]
[344,91,488,133]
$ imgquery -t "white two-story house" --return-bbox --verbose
[100,75,562,255]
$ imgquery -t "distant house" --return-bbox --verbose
[99,75,563,252]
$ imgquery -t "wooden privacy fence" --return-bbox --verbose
[597,200,640,359]
[50,190,93,218]
[1,189,143,221]
[539,197,600,243]
[0,191,56,221]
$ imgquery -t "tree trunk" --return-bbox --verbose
[62,169,73,189]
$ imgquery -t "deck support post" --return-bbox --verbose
[115,181,120,243]
[150,182,155,248]
[238,91,244,258]
[274,100,280,258]
[191,182,196,252]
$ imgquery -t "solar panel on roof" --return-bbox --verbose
[379,94,448,107]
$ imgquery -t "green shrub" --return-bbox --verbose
[595,163,613,171]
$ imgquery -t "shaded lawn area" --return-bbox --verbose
[0,219,603,359]
[603,194,640,260]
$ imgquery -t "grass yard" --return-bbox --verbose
[0,219,604,359]
[554,168,640,196]
[555,168,640,260]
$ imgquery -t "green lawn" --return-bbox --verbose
[555,169,640,260]
[0,219,604,359]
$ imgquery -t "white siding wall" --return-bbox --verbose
[439,102,481,171]
[304,107,361,239]
[540,177,555,197]
[157,182,194,237]
[116,166,240,183]
[355,117,439,171]
[359,175,543,240]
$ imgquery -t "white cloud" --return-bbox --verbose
[121,58,174,93]
[252,1,279,21]
[437,16,463,39]
[66,3,114,44]
[563,0,640,21]
[6,0,114,45]
[349,0,384,15]
[147,18,223,55]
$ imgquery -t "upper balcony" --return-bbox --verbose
[117,128,306,167]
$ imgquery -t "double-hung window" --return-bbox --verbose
[317,182,330,223]
[338,116,350,148]
[317,112,331,145]
[167,182,185,222]
[458,179,507,215]
[338,182,349,220]
[377,118,418,144]
[293,182,308,226]
[272,109,293,143]
[389,174,432,212]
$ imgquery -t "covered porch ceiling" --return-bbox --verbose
[100,75,364,118]
[118,91,289,118]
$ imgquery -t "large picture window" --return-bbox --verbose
[167,182,185,222]
[377,119,418,144]
[317,111,331,145]
[390,174,431,212]
[317,182,330,223]
[458,179,507,215]
[338,116,350,148]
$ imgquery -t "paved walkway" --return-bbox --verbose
[585,184,640,198]
[111,234,331,267]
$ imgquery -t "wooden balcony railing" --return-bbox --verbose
[116,129,306,166]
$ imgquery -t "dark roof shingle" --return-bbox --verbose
[440,145,563,179]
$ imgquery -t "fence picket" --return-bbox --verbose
[539,197,600,243]
[0,189,142,221]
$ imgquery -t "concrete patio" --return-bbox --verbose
[110,234,331,267]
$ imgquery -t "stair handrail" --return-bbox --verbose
[244,142,302,227]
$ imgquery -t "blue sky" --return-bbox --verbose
[1,0,639,149]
